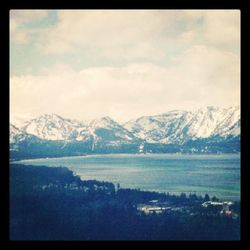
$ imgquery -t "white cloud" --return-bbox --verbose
[10,18,17,33]
[12,30,29,44]
[10,10,240,123]
[10,45,240,123]
[37,10,198,57]
[37,10,240,59]
[203,10,240,48]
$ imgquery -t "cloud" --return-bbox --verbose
[11,30,29,43]
[10,10,240,123]
[39,10,162,56]
[203,10,240,48]
[10,10,48,25]
[10,45,240,123]
[10,10,240,77]
[36,10,198,57]
[10,10,49,44]
[37,10,240,60]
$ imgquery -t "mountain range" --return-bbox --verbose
[10,106,240,159]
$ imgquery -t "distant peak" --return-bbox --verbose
[162,110,187,115]
[206,106,219,110]
[29,114,71,123]
[89,116,121,129]
[228,105,240,111]
[39,113,62,119]
[197,106,218,111]
[10,123,22,132]
[100,116,113,121]
[10,123,18,129]
[92,116,115,123]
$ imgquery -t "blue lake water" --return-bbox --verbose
[14,153,240,201]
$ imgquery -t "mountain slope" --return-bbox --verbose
[124,106,240,144]
[10,124,24,144]
[10,106,240,159]
[88,116,140,150]
[10,123,45,155]
[21,114,139,145]
[22,114,87,141]
[10,115,141,159]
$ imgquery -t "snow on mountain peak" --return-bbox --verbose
[89,116,120,129]
[10,124,23,143]
[87,116,138,147]
[10,123,34,144]
[22,113,86,141]
[124,106,240,144]
[11,106,240,145]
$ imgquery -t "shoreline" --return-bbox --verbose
[10,152,241,163]
[10,161,241,202]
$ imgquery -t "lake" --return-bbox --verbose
[14,153,240,201]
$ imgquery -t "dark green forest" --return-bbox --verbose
[10,135,240,161]
[10,164,240,240]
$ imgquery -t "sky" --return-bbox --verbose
[10,10,240,124]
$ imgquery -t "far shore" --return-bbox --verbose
[10,152,241,163]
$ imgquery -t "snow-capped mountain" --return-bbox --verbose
[9,115,141,159]
[10,113,35,128]
[10,124,26,144]
[16,114,138,147]
[124,106,240,144]
[22,114,87,141]
[88,116,138,148]
[10,123,44,154]
[10,106,240,159]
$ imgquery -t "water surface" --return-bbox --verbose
[14,154,240,201]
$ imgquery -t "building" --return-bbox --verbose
[202,201,233,208]
[137,204,171,214]
[202,201,234,216]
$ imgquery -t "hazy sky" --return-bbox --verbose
[10,10,240,123]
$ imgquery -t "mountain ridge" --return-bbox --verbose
[10,106,240,158]
[124,106,240,144]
